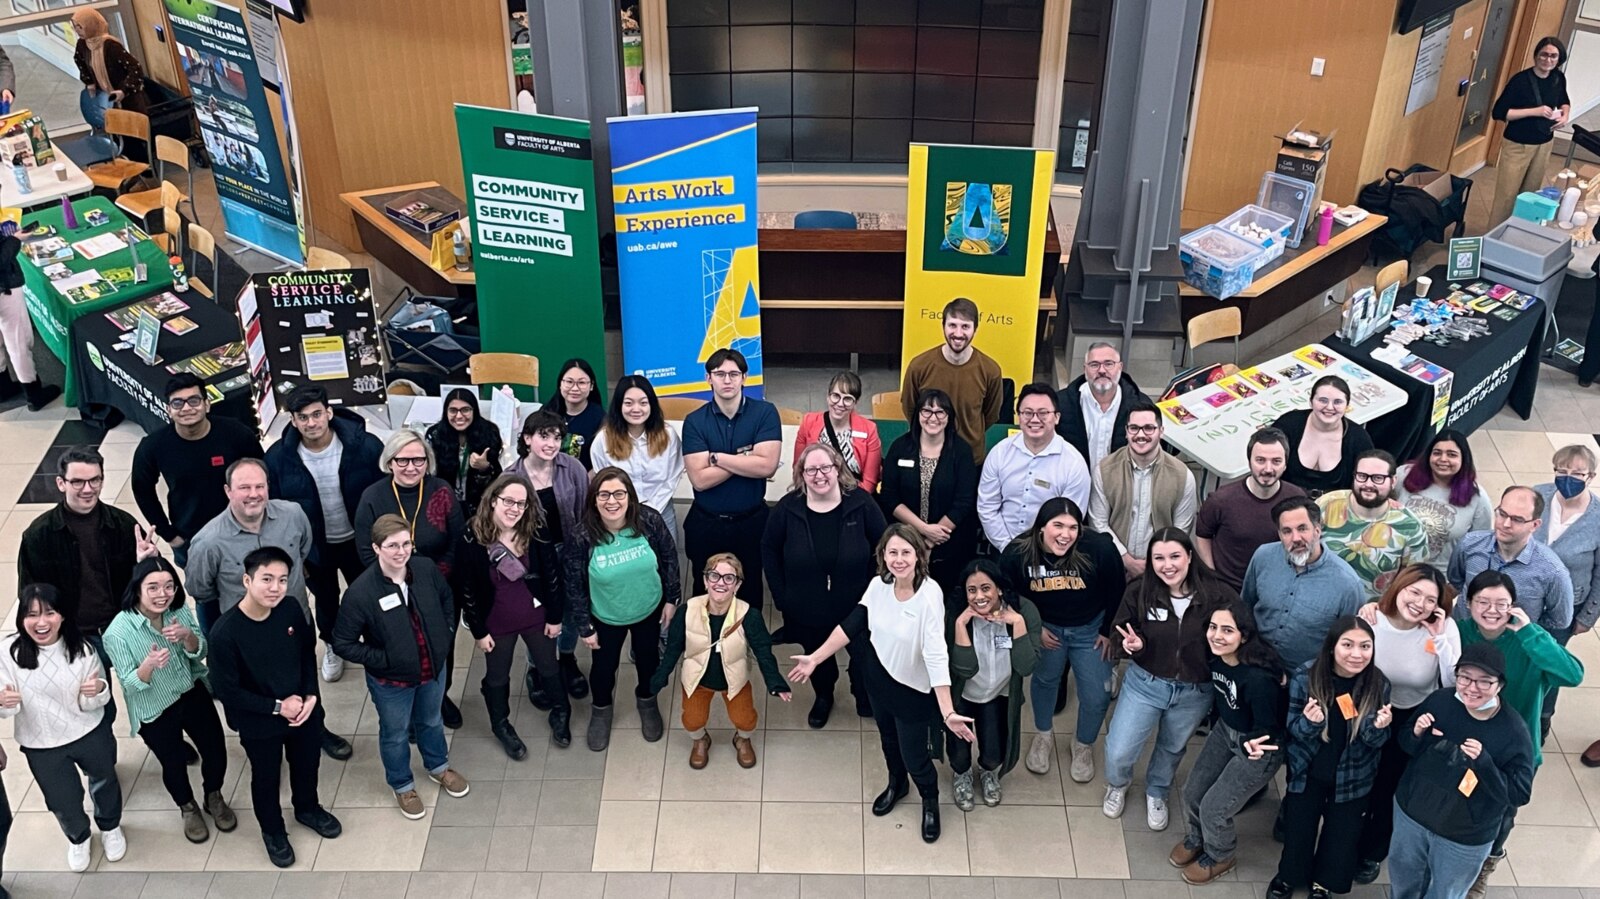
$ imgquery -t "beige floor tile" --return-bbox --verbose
[203,810,322,871]
[93,809,213,872]
[5,810,88,871]
[762,730,861,803]
[0,508,36,562]
[600,730,666,801]
[331,736,440,808]
[1503,823,1600,887]
[1520,753,1598,828]
[651,800,761,872]
[860,801,968,876]
[1545,432,1600,457]
[591,800,658,871]
[660,729,765,802]
[311,807,430,870]
[1553,683,1600,752]
[757,802,863,874]
[1466,429,1509,473]
[758,680,864,732]
[0,463,41,508]
[1490,430,1559,472]
[858,730,949,802]
[1065,806,1129,879]
[1479,470,1516,503]
[964,805,1074,878]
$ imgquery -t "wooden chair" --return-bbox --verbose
[659,396,707,420]
[469,352,539,391]
[871,390,904,421]
[1374,260,1408,301]
[159,193,183,256]
[120,179,182,239]
[305,247,352,270]
[187,222,216,299]
[86,109,153,192]
[1184,307,1242,368]
[115,136,192,224]
[777,406,806,426]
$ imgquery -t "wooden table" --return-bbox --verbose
[340,181,474,298]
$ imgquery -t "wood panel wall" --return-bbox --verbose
[128,0,184,93]
[276,0,510,250]
[1360,0,1488,184]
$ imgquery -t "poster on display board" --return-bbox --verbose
[235,270,386,421]
[608,108,762,398]
[900,143,1056,393]
[455,105,607,392]
[164,0,303,264]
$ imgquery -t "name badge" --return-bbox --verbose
[1336,693,1358,720]
[851,430,868,439]
[898,458,916,468]
[379,594,402,612]
[1147,607,1168,622]
[1034,478,1051,489]
[993,632,1013,650]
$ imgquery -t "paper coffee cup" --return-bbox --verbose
[52,163,65,182]
[1415,275,1432,297]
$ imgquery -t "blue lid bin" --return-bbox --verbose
[1180,225,1266,300]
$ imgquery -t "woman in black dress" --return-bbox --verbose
[878,388,978,611]
[1270,376,1373,499]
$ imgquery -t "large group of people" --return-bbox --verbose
[0,296,1591,899]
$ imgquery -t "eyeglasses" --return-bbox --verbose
[392,457,428,469]
[62,476,103,490]
[708,370,744,381]
[918,408,948,421]
[596,490,629,502]
[1312,397,1348,408]
[827,392,858,406]
[380,540,413,552]
[1494,507,1534,526]
[560,377,592,389]
[1537,51,1562,59]
[1126,424,1160,435]
[803,464,837,477]
[167,395,205,409]
[1353,472,1393,484]
[446,406,473,418]
[1472,598,1513,612]
[144,582,177,594]
[1018,409,1057,421]
[1085,360,1121,371]
[495,496,529,511]
[704,571,742,586]
[1455,673,1499,689]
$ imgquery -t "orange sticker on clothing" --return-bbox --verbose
[1459,768,1478,797]
[1424,638,1437,655]
[1336,693,1358,720]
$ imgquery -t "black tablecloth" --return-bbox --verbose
[70,292,255,434]
[1327,264,1545,461]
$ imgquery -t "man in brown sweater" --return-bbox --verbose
[899,297,1004,464]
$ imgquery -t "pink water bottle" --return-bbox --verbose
[1316,206,1334,246]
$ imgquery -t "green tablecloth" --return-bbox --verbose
[21,196,176,405]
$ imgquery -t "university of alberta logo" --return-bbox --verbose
[940,181,1011,256]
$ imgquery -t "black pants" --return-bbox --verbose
[82,632,117,728]
[485,626,562,699]
[788,623,868,706]
[0,777,11,882]
[138,683,228,807]
[1358,705,1420,865]
[305,538,365,645]
[684,503,768,609]
[1277,777,1370,893]
[869,674,940,801]
[947,693,1007,774]
[1541,624,1574,743]
[1580,282,1600,383]
[240,718,324,837]
[22,715,122,844]
[590,613,662,707]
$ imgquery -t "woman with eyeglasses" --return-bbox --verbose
[354,429,467,726]
[794,371,883,494]
[879,388,978,611]
[453,473,570,758]
[650,553,792,769]
[1350,565,1458,884]
[763,442,887,728]
[548,358,605,467]
[1489,37,1570,226]
[1396,430,1492,568]
[591,375,685,537]
[1532,444,1600,747]
[1454,570,1582,893]
[566,467,681,751]
[1270,376,1374,499]
[425,388,504,514]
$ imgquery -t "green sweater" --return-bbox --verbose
[1458,620,1584,767]
[947,596,1043,776]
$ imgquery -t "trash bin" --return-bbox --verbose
[1480,217,1573,351]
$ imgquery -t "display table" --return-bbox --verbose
[20,196,176,405]
[1327,265,1545,460]
[2,146,93,210]
[339,181,473,298]
[71,290,252,433]
[1158,342,1409,481]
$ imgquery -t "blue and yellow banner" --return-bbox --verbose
[608,109,762,398]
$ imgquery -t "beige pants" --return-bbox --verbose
[1489,139,1555,226]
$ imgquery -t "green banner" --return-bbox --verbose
[455,105,606,391]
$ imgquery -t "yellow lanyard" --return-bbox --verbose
[391,479,423,532]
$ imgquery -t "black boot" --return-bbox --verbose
[441,695,463,729]
[525,666,556,711]
[482,682,527,761]
[549,697,572,749]
[22,380,59,412]
[0,370,18,402]
[871,779,910,817]
[559,653,589,699]
[920,797,941,843]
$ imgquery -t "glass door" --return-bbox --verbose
[1457,0,1517,146]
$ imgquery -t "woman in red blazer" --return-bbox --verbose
[794,371,883,494]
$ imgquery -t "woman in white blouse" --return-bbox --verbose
[789,524,975,844]
[1354,563,1460,884]
[590,375,686,537]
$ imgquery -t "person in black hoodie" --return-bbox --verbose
[1054,343,1141,470]
[333,514,470,822]
[426,387,503,514]
[879,388,978,611]
[763,442,887,729]
[0,219,59,409]
[1389,642,1534,899]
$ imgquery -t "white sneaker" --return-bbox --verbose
[101,825,127,862]
[1070,739,1095,783]
[321,650,345,683]
[1025,732,1053,774]
[1147,794,1169,831]
[1102,784,1127,818]
[66,838,90,872]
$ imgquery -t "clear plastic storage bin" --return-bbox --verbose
[1179,225,1266,300]
[1216,204,1295,268]
[1257,172,1317,248]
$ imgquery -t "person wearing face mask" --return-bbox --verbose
[1316,450,1429,601]
[1448,486,1574,641]
[1396,430,1493,569]
[1056,342,1142,470]
[1268,617,1392,899]
[794,371,883,494]
[1455,571,1583,897]
[591,375,685,536]
[512,409,593,700]
[1531,445,1600,743]
[1270,376,1374,499]
[1196,428,1306,591]
[946,558,1041,812]
[1088,401,1196,581]
[1102,529,1236,832]
[1241,497,1366,669]
[1387,642,1534,899]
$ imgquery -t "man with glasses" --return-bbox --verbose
[977,383,1091,553]
[1088,400,1195,580]
[901,297,1004,464]
[682,348,781,604]
[265,385,384,683]
[132,374,263,568]
[1196,427,1305,591]
[1056,342,1144,469]
[1448,485,1574,636]
[1315,449,1428,600]
[187,458,354,761]
[1241,496,1365,668]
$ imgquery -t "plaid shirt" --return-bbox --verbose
[1283,661,1392,802]
[1448,530,1575,631]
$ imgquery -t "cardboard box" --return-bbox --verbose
[1275,122,1333,209]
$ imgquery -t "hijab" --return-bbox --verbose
[72,10,113,92]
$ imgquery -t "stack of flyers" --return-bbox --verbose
[1240,367,1280,390]
[22,236,72,264]
[1293,347,1337,369]
[1491,306,1521,321]
[101,293,189,330]
[1277,362,1316,381]
[1197,387,1237,410]
[1467,295,1501,313]
[54,269,117,305]
[1506,292,1537,311]
[1397,354,1449,383]
[1214,375,1258,399]
[100,266,137,286]
[163,315,198,335]
[40,263,70,281]
[1462,282,1491,296]
[1554,339,1586,364]
[166,341,247,378]
[1485,284,1515,300]
[1157,398,1201,426]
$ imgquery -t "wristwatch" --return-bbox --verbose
[273,699,284,717]
[709,452,719,467]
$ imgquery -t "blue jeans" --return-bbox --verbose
[367,674,449,794]
[1388,800,1493,899]
[1029,616,1112,739]
[1102,663,1212,799]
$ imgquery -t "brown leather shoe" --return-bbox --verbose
[732,735,757,768]
[1169,839,1201,868]
[1182,854,1236,885]
[689,735,712,769]
[1583,739,1600,768]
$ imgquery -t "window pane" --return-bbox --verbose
[3,10,133,135]
[793,25,853,70]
